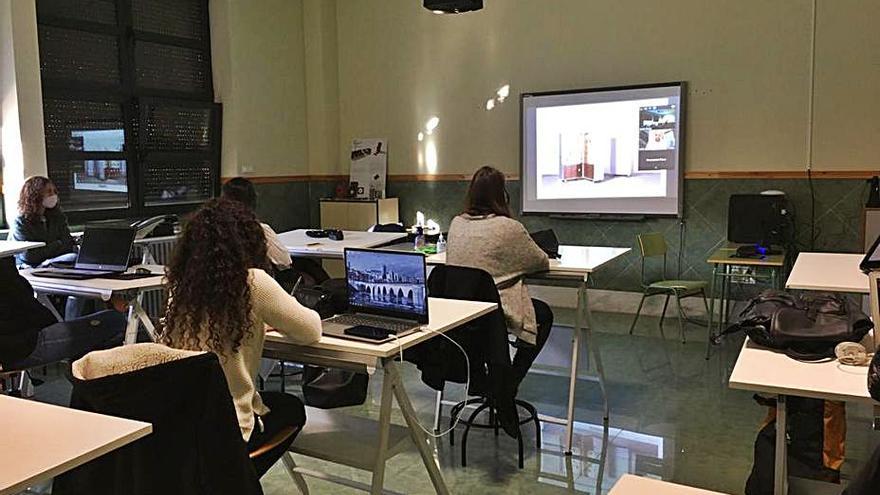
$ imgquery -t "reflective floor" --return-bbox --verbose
[28,311,880,494]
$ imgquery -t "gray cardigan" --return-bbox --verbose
[446,214,549,344]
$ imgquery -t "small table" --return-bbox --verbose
[263,297,496,495]
[705,246,785,357]
[729,336,877,495]
[609,474,729,495]
[422,245,631,458]
[21,266,165,344]
[785,252,868,293]
[277,229,408,259]
[0,395,151,495]
[0,241,45,259]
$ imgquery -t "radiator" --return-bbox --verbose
[136,235,177,320]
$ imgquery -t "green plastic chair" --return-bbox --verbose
[629,232,710,343]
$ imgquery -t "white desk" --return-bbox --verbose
[729,336,877,495]
[278,229,408,259]
[0,395,151,495]
[0,240,45,258]
[264,297,496,495]
[22,265,165,344]
[609,474,728,495]
[785,252,868,293]
[422,245,631,456]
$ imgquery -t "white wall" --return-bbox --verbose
[330,0,879,177]
[1,0,46,224]
[210,0,310,178]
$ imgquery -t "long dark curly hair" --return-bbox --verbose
[18,176,55,219]
[160,199,269,354]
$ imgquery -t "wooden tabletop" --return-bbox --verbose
[729,337,876,404]
[706,246,785,267]
[0,396,151,495]
[266,297,497,359]
[0,241,45,259]
[278,229,408,258]
[785,252,868,293]
[21,264,166,301]
[609,474,728,494]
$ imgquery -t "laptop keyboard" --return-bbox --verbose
[327,314,416,334]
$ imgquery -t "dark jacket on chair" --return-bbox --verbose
[407,264,519,437]
[0,257,57,367]
[53,345,263,495]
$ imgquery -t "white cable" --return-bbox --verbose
[389,327,471,439]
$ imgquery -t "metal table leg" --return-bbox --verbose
[370,367,395,495]
[386,360,449,495]
[705,263,719,360]
[564,280,585,455]
[774,395,788,495]
[123,291,154,344]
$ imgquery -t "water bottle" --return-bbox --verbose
[436,233,446,253]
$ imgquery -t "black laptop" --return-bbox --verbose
[32,226,137,280]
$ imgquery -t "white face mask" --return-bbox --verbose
[42,194,59,209]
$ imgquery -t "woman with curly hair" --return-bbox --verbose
[10,176,77,267]
[159,198,321,476]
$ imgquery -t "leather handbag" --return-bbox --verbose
[728,290,873,361]
[530,229,561,259]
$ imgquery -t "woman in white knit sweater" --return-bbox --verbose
[446,166,554,387]
[159,199,322,477]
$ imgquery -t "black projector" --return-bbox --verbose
[424,0,483,14]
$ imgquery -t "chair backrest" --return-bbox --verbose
[427,264,502,305]
[636,233,668,286]
[637,232,667,258]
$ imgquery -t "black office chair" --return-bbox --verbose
[425,265,541,469]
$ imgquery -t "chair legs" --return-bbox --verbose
[281,452,310,494]
[629,294,647,335]
[451,397,538,469]
[659,294,671,329]
[674,293,687,344]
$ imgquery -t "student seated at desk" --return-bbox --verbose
[158,199,322,477]
[221,177,292,270]
[0,256,127,371]
[446,166,554,388]
[9,176,77,268]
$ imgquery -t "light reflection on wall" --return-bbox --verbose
[425,139,438,174]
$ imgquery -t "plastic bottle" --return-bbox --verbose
[436,233,446,253]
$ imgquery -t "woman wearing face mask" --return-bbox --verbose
[11,176,77,268]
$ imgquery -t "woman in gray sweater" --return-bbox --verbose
[446,166,553,386]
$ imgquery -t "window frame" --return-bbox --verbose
[36,0,219,223]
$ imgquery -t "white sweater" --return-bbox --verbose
[168,268,322,441]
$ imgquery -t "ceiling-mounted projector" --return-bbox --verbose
[423,0,483,14]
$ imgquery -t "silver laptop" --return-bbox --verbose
[323,248,429,343]
[32,226,136,280]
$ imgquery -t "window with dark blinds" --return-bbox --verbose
[36,0,220,221]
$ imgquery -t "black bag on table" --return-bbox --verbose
[292,284,368,410]
[724,290,873,361]
[529,229,561,259]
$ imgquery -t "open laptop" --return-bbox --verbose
[32,226,137,280]
[323,248,429,343]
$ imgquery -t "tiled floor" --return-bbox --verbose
[28,311,880,494]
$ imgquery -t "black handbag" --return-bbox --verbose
[292,286,369,409]
[727,290,873,361]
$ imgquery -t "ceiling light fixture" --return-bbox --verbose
[423,0,483,14]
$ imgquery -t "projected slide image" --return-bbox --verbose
[534,99,672,200]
